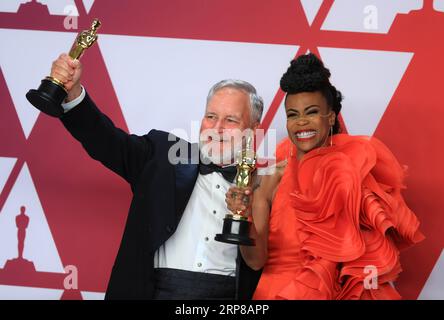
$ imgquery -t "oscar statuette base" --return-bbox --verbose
[215,215,255,246]
[26,78,67,118]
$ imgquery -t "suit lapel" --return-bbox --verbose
[173,142,199,221]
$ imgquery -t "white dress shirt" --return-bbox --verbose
[62,89,238,277]
[154,171,237,276]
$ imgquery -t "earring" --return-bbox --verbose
[330,126,333,147]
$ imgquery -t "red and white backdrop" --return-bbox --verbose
[0,0,443,300]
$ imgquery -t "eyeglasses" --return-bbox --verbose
[286,110,332,121]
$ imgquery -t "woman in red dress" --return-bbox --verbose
[227,53,424,299]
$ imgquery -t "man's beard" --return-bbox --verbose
[199,134,243,165]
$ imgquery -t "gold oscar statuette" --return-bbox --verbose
[26,19,102,117]
[215,135,256,246]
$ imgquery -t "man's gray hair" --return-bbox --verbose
[206,79,264,124]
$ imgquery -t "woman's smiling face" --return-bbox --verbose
[285,91,336,159]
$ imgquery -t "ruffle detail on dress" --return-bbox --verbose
[276,258,341,300]
[276,134,424,300]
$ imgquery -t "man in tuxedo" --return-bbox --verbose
[50,53,264,299]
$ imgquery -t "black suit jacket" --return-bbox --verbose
[60,93,261,299]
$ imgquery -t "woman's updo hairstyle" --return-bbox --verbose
[280,53,343,134]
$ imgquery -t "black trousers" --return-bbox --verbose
[153,268,236,300]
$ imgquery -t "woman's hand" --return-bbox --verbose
[225,186,253,217]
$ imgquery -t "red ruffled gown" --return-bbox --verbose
[253,134,425,300]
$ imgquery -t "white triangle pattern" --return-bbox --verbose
[321,0,423,34]
[0,163,64,273]
[0,1,78,15]
[435,0,444,12]
[0,157,16,195]
[38,0,78,16]
[418,249,444,300]
[0,1,26,13]
[81,291,105,300]
[0,29,77,138]
[318,47,413,136]
[300,0,324,25]
[81,0,95,14]
[0,284,63,300]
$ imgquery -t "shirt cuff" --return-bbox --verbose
[61,85,85,113]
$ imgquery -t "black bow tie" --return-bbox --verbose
[199,162,237,183]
